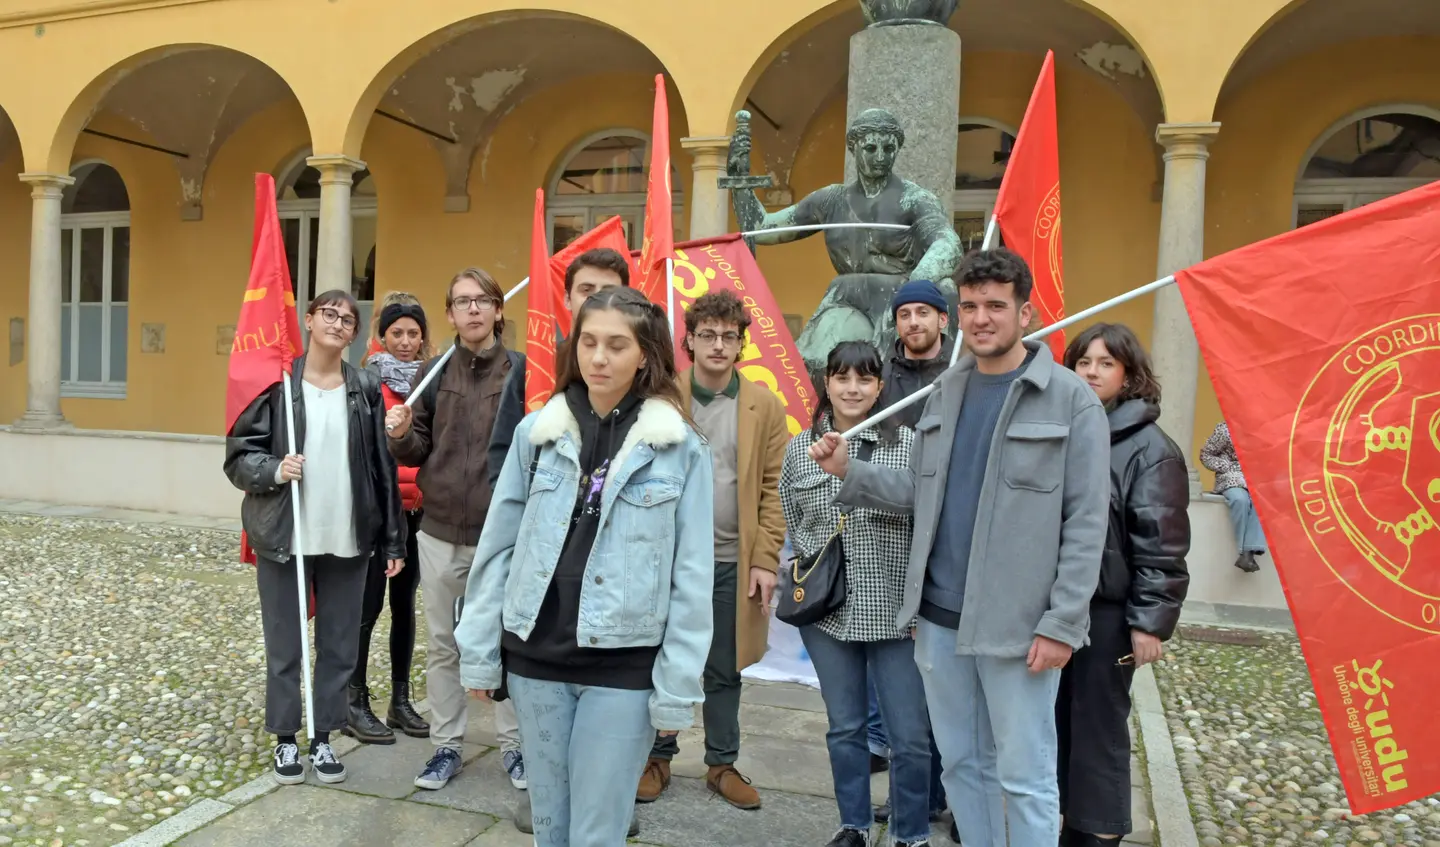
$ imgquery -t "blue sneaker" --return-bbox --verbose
[414,747,463,790]
[504,749,527,789]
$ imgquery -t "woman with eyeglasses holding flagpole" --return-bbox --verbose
[225,289,407,786]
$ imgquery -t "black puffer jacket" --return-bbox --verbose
[224,356,406,563]
[1095,398,1190,639]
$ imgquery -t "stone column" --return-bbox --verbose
[681,136,731,240]
[14,172,74,431]
[1151,122,1220,496]
[307,155,365,295]
[846,22,960,216]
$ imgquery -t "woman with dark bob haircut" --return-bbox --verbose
[1057,323,1190,846]
[780,341,931,847]
[224,289,408,787]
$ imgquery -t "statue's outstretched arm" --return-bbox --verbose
[907,190,964,284]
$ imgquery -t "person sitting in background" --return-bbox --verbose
[1200,420,1267,572]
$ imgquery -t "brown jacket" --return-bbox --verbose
[390,339,515,546]
[679,369,789,670]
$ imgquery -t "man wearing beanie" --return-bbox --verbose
[878,279,955,428]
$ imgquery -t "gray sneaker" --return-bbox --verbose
[414,747,463,790]
[504,749,527,789]
[308,742,346,784]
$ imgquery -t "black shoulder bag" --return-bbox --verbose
[777,439,876,627]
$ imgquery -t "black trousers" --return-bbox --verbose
[353,510,422,688]
[1056,600,1136,836]
[256,552,369,736]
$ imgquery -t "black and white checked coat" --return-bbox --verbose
[779,417,915,642]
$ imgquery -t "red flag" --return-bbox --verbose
[994,50,1065,359]
[657,235,815,438]
[547,215,634,330]
[526,189,558,413]
[1177,179,1440,814]
[635,74,674,305]
[225,174,305,435]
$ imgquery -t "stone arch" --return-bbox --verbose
[44,43,312,220]
[339,9,689,211]
[544,127,685,250]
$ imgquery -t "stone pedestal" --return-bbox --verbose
[14,172,74,432]
[846,23,960,217]
[307,155,365,296]
[682,136,732,240]
[1151,122,1220,496]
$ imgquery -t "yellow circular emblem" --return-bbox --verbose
[1290,314,1440,632]
[793,587,805,603]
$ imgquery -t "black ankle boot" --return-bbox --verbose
[387,681,431,738]
[342,684,395,745]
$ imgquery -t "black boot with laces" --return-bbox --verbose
[387,680,430,738]
[343,684,395,744]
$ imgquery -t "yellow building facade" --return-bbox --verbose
[1,0,1438,491]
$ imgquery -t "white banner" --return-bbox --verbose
[741,536,820,689]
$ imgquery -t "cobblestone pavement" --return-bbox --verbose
[1153,629,1440,847]
[0,514,425,847]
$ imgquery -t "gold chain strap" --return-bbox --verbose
[792,514,845,586]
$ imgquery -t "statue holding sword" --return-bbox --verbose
[723,107,963,380]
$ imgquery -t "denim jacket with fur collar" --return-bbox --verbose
[455,393,715,731]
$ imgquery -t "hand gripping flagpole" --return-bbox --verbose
[280,373,316,741]
[392,278,532,423]
[841,274,1178,438]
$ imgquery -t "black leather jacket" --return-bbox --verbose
[1096,399,1190,639]
[224,356,406,563]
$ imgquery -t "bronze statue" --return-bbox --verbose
[725,108,962,377]
[860,0,959,27]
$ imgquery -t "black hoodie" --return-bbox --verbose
[502,382,659,689]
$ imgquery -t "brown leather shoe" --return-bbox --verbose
[707,764,761,810]
[636,757,670,803]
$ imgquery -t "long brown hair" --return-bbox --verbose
[1062,322,1162,405]
[556,286,694,429]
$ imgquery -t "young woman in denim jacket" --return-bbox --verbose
[780,341,931,847]
[454,286,715,847]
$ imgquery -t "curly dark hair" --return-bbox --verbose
[1063,322,1162,405]
[956,248,1033,304]
[681,290,751,360]
[564,248,631,295]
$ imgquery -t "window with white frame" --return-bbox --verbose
[1294,108,1440,228]
[952,119,1014,251]
[60,162,130,398]
[548,131,683,251]
[276,158,378,366]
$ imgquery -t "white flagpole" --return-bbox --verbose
[740,222,910,238]
[842,274,1178,438]
[398,276,532,413]
[947,215,1001,367]
[665,258,677,341]
[280,373,316,741]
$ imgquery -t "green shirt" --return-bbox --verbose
[690,370,741,406]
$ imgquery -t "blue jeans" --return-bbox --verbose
[866,677,890,757]
[870,675,948,815]
[1222,487,1267,554]
[801,627,933,843]
[508,674,650,847]
[915,618,1062,847]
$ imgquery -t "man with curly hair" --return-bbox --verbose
[634,290,789,811]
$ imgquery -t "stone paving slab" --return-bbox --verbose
[175,786,493,846]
